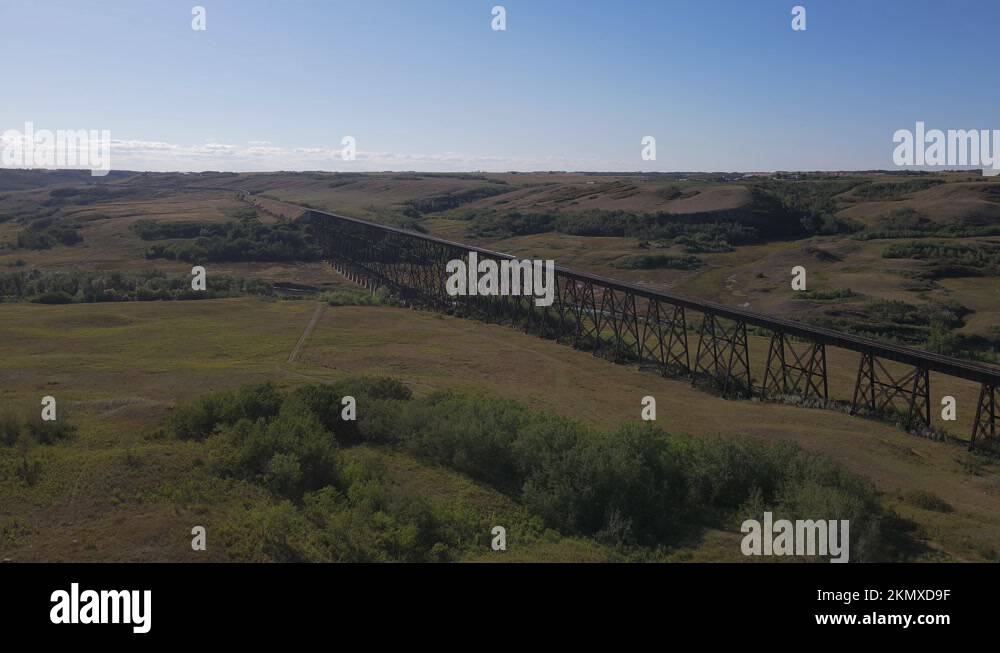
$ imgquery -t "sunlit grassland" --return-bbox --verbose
[1,298,998,562]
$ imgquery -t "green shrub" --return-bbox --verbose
[0,269,273,304]
[216,383,283,425]
[291,378,411,446]
[16,223,82,250]
[144,220,321,263]
[24,413,76,444]
[291,384,358,444]
[853,179,944,199]
[611,254,703,270]
[323,287,398,307]
[175,378,911,560]
[883,241,1000,275]
[339,387,904,555]
[265,452,305,498]
[166,395,221,441]
[405,185,513,214]
[218,501,322,562]
[333,377,412,401]
[167,383,283,441]
[1,408,76,446]
[15,455,42,487]
[795,288,855,301]
[32,291,74,304]
[0,411,21,446]
[230,397,339,499]
[133,220,206,240]
[466,209,768,243]
[904,490,953,513]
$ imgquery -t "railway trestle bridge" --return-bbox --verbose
[294,206,1000,450]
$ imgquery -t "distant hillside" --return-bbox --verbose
[0,169,135,192]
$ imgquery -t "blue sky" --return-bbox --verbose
[1,0,997,172]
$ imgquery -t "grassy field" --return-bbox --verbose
[0,297,590,561]
[1,297,998,562]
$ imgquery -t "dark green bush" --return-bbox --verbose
[176,378,909,560]
[904,490,953,513]
[216,383,283,425]
[343,388,904,556]
[167,383,283,441]
[0,269,273,304]
[337,377,412,401]
[852,179,944,199]
[16,223,82,249]
[133,220,207,240]
[611,254,703,270]
[165,396,221,441]
[0,409,76,446]
[32,291,74,304]
[323,287,399,307]
[884,241,1000,275]
[229,397,339,500]
[144,220,321,263]
[265,452,305,498]
[405,185,513,214]
[0,411,21,446]
[24,413,77,444]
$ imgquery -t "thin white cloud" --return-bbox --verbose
[98,138,618,172]
[0,130,635,173]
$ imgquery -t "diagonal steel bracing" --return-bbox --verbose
[638,299,690,376]
[762,332,828,401]
[850,352,930,430]
[693,313,751,397]
[971,383,998,450]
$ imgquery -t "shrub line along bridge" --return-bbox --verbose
[259,197,998,449]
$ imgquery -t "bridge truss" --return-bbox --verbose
[300,207,1000,450]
